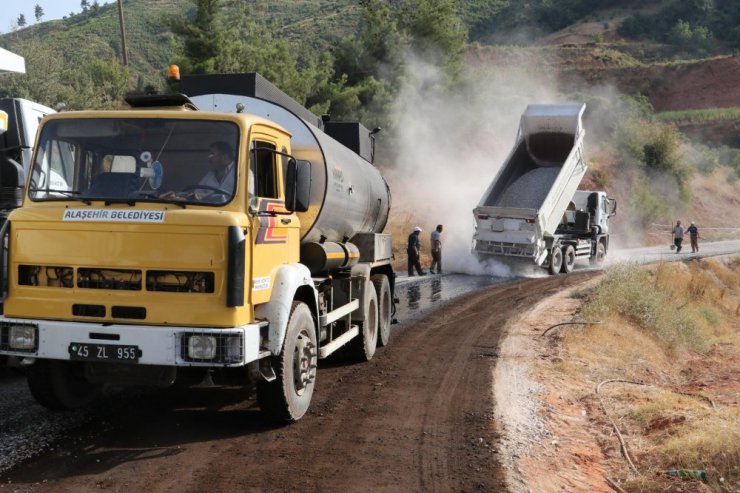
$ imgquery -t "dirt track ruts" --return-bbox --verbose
[2,272,596,493]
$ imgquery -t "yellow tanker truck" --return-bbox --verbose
[0,72,394,422]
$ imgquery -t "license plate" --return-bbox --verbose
[69,342,140,363]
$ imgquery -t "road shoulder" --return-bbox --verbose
[493,276,613,493]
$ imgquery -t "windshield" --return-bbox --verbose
[29,118,240,206]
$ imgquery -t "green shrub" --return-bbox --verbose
[699,306,719,326]
[633,184,670,226]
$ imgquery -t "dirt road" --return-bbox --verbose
[2,272,596,493]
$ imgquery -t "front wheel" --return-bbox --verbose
[256,301,317,422]
[590,242,606,267]
[27,360,101,410]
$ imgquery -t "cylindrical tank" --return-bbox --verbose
[189,93,391,244]
[295,128,390,243]
[300,241,360,274]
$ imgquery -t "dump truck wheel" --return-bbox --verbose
[27,360,101,410]
[349,281,378,361]
[256,301,317,422]
[561,245,576,273]
[590,242,606,267]
[372,274,391,347]
[547,247,563,275]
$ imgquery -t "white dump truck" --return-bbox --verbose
[0,72,394,422]
[0,98,56,224]
[472,104,616,274]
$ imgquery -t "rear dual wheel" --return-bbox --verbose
[371,274,392,347]
[349,280,379,361]
[547,247,563,275]
[560,245,576,273]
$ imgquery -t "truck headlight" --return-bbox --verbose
[224,335,243,362]
[9,325,37,350]
[187,335,217,360]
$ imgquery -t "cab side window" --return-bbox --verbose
[250,141,278,198]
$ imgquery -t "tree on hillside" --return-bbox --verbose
[17,14,27,28]
[34,4,44,22]
[91,1,100,13]
[326,0,468,126]
[399,0,467,77]
[0,38,130,110]
[81,0,89,12]
[169,0,331,110]
[169,0,222,74]
[668,19,713,53]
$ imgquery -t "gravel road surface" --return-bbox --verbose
[0,241,737,492]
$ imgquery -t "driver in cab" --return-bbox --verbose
[196,141,235,195]
[159,141,236,202]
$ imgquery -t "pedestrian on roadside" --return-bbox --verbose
[407,226,425,276]
[673,220,684,253]
[687,221,699,253]
[430,224,443,274]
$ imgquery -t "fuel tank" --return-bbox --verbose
[184,74,391,244]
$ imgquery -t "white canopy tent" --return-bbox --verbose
[0,47,25,74]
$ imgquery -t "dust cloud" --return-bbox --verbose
[385,54,561,276]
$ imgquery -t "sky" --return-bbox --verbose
[0,0,115,34]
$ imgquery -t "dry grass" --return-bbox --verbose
[555,258,740,492]
[559,317,672,385]
[608,385,739,492]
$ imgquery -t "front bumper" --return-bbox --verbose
[0,316,264,367]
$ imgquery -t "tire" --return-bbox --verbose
[547,247,563,275]
[348,280,378,361]
[560,245,576,273]
[257,301,317,423]
[590,242,606,267]
[27,360,101,410]
[371,274,391,347]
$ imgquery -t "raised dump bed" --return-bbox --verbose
[471,102,623,277]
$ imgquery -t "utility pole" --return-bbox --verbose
[117,0,128,66]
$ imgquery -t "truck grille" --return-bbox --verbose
[475,240,536,257]
[17,266,214,293]
[78,268,142,290]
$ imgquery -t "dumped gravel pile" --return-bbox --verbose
[495,167,561,209]
[0,376,91,474]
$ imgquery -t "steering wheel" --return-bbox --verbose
[180,184,230,203]
[182,184,229,194]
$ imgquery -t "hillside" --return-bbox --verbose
[1,0,188,89]
[0,0,362,88]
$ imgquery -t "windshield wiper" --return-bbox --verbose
[103,199,136,206]
[28,188,91,204]
[28,188,82,196]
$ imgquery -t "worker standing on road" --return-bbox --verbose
[673,220,685,253]
[407,226,425,276]
[430,224,443,274]
[687,221,699,253]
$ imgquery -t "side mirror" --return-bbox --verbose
[285,159,311,213]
